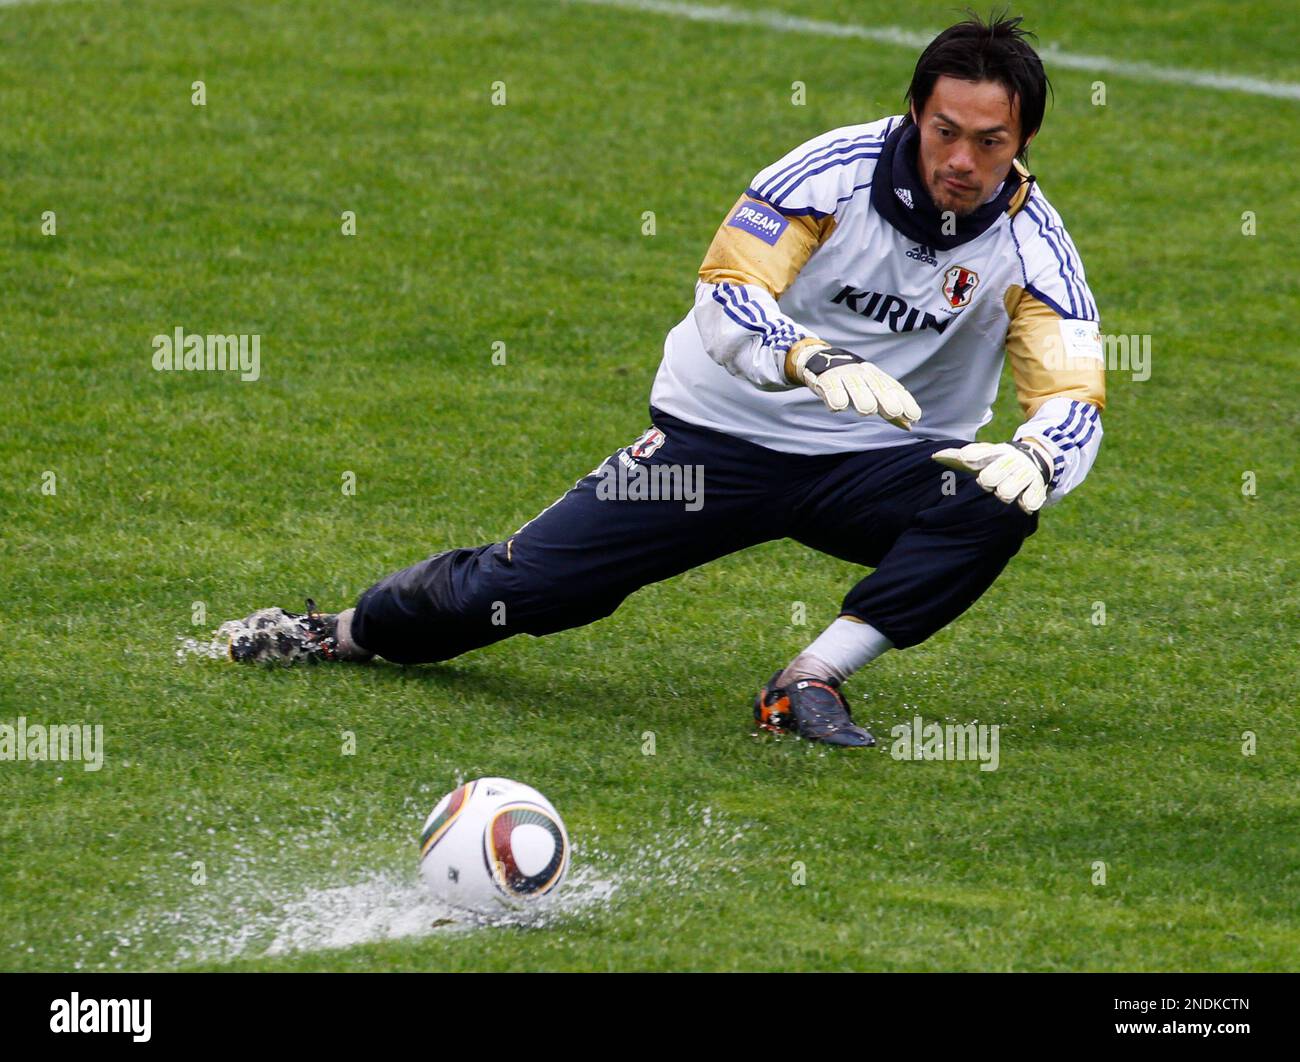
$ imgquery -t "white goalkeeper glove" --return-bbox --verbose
[790,345,921,430]
[931,440,1054,514]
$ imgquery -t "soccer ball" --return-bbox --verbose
[418,777,570,915]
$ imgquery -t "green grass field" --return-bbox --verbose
[1,0,1296,971]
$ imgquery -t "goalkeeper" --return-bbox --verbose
[226,14,1106,748]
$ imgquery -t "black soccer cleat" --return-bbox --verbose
[753,671,876,747]
[223,598,352,664]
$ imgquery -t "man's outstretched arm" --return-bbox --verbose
[935,285,1106,512]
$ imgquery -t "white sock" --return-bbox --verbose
[778,617,893,686]
[335,607,373,661]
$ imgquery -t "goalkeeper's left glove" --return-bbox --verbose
[931,440,1054,514]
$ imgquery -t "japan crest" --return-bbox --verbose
[629,427,666,460]
[942,265,980,309]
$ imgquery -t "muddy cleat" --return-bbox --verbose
[222,599,370,664]
[753,672,875,747]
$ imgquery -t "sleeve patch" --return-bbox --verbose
[727,200,789,245]
[1056,318,1103,367]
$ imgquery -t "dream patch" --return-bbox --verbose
[728,200,789,245]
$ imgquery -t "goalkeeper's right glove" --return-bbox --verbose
[789,344,921,430]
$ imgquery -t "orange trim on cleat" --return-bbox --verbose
[754,671,796,733]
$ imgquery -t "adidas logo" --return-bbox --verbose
[906,243,938,266]
[894,186,913,209]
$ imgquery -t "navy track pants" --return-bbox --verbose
[350,408,1038,664]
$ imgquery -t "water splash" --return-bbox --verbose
[40,796,744,968]
[175,631,232,660]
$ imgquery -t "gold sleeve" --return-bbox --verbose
[699,194,835,299]
[1004,285,1107,418]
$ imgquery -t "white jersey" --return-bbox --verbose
[650,115,1106,503]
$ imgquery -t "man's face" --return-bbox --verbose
[912,75,1032,216]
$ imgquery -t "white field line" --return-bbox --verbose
[564,0,1300,101]
[2,0,1293,100]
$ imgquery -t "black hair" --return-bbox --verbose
[905,10,1051,159]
